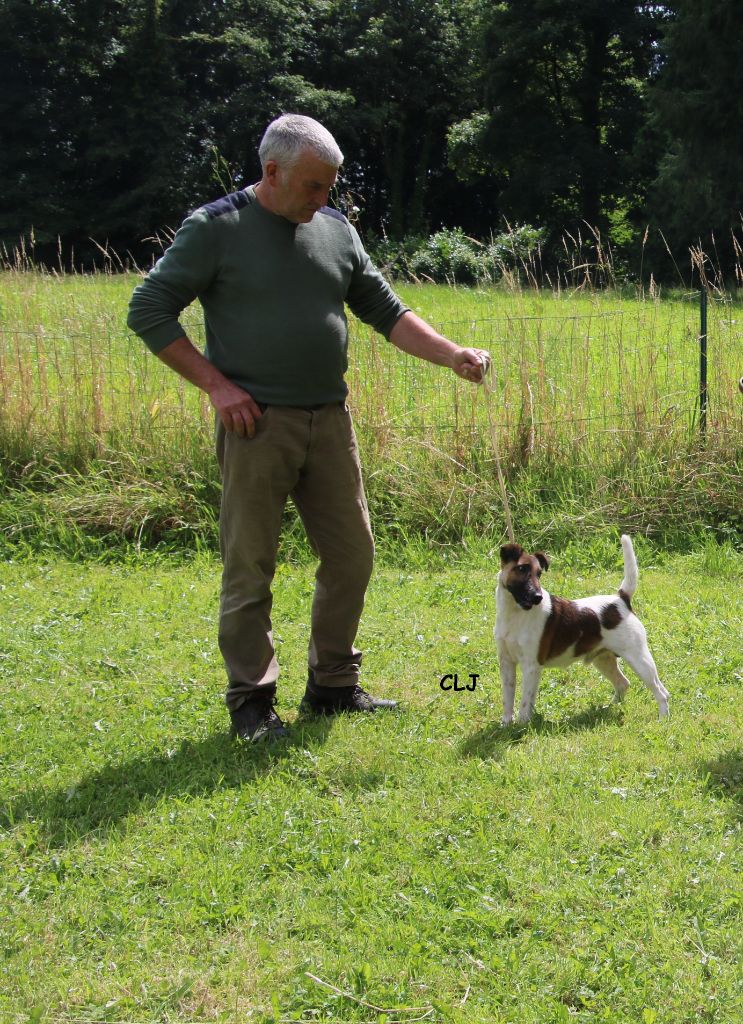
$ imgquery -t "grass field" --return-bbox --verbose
[1,270,742,1020]
[1,271,741,554]
[1,272,739,447]
[1,543,742,1022]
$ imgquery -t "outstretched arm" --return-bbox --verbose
[388,311,490,383]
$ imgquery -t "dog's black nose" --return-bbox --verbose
[532,593,543,604]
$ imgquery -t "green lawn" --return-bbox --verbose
[1,545,742,1022]
[1,271,741,1019]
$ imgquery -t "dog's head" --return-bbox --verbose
[499,543,549,610]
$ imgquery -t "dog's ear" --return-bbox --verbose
[500,543,523,566]
[534,551,550,571]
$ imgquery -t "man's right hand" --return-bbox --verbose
[208,379,263,438]
[156,336,264,439]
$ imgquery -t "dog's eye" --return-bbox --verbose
[518,564,529,573]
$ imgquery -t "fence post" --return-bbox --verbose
[699,287,708,439]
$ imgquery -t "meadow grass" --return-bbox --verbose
[1,543,742,1022]
[1,271,741,555]
[2,260,741,1023]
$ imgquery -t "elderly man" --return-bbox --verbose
[128,114,489,743]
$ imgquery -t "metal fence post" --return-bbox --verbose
[699,287,708,439]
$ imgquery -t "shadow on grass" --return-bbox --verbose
[2,717,335,848]
[700,749,743,814]
[458,702,623,761]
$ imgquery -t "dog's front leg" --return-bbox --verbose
[518,662,542,723]
[498,649,517,725]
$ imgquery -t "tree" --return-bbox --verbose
[324,0,480,239]
[0,0,354,263]
[0,0,193,262]
[82,1,192,248]
[0,0,115,253]
[648,0,743,276]
[449,0,661,240]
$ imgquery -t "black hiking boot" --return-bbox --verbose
[229,691,289,743]
[300,677,398,716]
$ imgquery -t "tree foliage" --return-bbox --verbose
[649,0,743,264]
[448,1,661,239]
[1,0,741,277]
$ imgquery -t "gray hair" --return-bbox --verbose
[258,114,344,171]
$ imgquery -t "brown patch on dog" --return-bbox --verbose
[538,596,602,665]
[601,603,623,630]
[619,588,632,611]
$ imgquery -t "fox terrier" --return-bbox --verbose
[495,535,670,724]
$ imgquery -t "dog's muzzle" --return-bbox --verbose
[509,588,543,610]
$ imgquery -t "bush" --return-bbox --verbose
[364,224,544,286]
[405,225,544,285]
[485,224,545,273]
[409,228,482,284]
[364,233,425,280]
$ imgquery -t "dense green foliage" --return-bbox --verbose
[453,1,658,236]
[648,0,743,273]
[2,0,742,278]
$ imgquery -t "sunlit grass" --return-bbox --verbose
[1,272,741,554]
[1,547,741,1021]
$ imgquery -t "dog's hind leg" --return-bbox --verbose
[621,646,670,718]
[593,651,631,703]
[499,651,517,725]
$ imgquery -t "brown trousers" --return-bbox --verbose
[216,403,375,709]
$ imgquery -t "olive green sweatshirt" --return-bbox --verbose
[127,187,409,406]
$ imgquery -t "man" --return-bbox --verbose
[128,114,489,743]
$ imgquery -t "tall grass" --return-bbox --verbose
[0,268,741,556]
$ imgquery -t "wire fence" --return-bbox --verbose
[349,295,741,454]
[1,295,741,467]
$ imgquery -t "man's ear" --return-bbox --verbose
[534,552,550,571]
[263,159,280,186]
[500,543,523,566]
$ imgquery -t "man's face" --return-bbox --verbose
[265,151,339,224]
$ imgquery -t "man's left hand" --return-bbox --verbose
[452,347,491,384]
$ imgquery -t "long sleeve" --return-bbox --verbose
[344,225,409,338]
[127,211,220,354]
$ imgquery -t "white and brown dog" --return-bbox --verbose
[495,535,670,724]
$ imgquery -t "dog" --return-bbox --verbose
[495,535,670,724]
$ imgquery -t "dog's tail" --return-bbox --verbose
[619,534,638,605]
